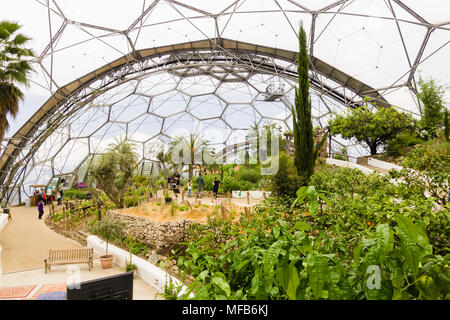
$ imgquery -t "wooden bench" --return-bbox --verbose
[44,248,94,273]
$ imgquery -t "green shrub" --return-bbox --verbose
[63,189,87,200]
[270,151,300,198]
[385,132,423,156]
[124,195,140,208]
[133,175,148,187]
[176,173,449,300]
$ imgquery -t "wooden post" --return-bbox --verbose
[182,188,185,202]
[186,200,193,212]
[83,207,88,230]
[220,201,226,219]
[49,203,54,217]
[247,191,250,205]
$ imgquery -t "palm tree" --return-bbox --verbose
[156,148,170,180]
[168,133,210,180]
[0,20,34,143]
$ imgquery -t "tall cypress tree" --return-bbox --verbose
[292,24,314,186]
[444,108,449,141]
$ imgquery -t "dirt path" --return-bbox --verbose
[0,206,82,273]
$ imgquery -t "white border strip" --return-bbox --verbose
[368,158,403,171]
[325,158,374,175]
[0,214,8,233]
[86,235,193,298]
[0,214,9,276]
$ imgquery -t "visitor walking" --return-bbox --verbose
[212,177,221,199]
[174,171,181,186]
[196,173,205,198]
[37,189,43,203]
[57,189,62,206]
[43,192,47,205]
[38,200,44,219]
[187,179,192,197]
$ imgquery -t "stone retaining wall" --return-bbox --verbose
[106,211,198,254]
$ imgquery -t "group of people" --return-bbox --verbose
[167,171,181,189]
[166,171,222,199]
[185,173,221,199]
[35,188,63,219]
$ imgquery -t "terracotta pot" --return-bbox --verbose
[100,254,114,269]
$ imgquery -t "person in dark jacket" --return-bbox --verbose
[196,173,205,198]
[38,200,44,219]
[212,177,221,199]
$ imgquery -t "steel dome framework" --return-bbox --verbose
[1,0,449,204]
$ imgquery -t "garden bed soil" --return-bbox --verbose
[116,200,246,224]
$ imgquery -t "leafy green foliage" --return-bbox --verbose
[269,151,300,198]
[62,189,88,200]
[89,216,125,255]
[91,139,138,208]
[417,77,446,140]
[0,20,35,142]
[385,132,423,156]
[291,186,331,218]
[171,164,449,300]
[329,105,415,155]
[195,164,264,194]
[389,138,450,205]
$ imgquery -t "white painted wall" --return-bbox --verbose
[325,158,374,175]
[368,158,403,171]
[0,214,8,233]
[86,235,193,297]
[0,214,9,276]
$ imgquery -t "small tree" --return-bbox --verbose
[91,138,138,208]
[417,77,446,139]
[90,216,125,256]
[125,235,138,272]
[329,105,415,155]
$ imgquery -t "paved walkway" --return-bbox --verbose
[0,206,162,300]
[0,206,81,273]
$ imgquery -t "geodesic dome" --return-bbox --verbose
[1,0,449,205]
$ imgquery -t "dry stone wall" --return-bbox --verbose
[106,210,198,254]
